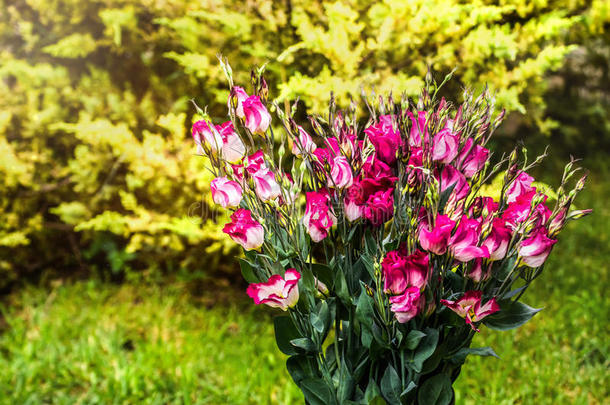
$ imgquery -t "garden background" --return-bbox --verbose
[0,0,608,403]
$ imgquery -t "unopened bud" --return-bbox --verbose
[364,283,374,297]
[575,174,587,192]
[567,208,593,220]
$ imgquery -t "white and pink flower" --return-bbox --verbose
[390,287,422,323]
[192,120,223,154]
[448,215,489,262]
[303,190,336,242]
[419,214,456,255]
[441,290,500,331]
[229,86,249,118]
[210,176,242,208]
[223,208,265,251]
[506,171,536,203]
[246,269,301,311]
[242,95,271,135]
[518,226,557,267]
[252,168,281,202]
[457,139,489,178]
[292,126,317,156]
[432,128,460,164]
[329,155,353,189]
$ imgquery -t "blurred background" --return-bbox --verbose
[0,0,608,403]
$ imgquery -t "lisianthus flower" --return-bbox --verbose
[448,215,490,262]
[467,258,491,283]
[432,128,460,164]
[441,290,500,331]
[382,249,429,295]
[364,188,394,226]
[192,120,223,154]
[246,269,300,310]
[216,121,246,163]
[223,209,265,251]
[505,171,536,203]
[229,85,249,118]
[390,287,422,323]
[518,226,557,267]
[242,95,271,135]
[210,176,242,208]
[329,155,353,189]
[252,168,281,202]
[303,190,336,242]
[292,126,317,156]
[365,115,403,166]
[482,218,512,261]
[438,165,470,202]
[407,111,428,148]
[246,150,267,174]
[419,214,456,255]
[456,138,489,178]
[344,195,364,222]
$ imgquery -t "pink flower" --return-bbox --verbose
[242,95,271,135]
[502,192,551,231]
[223,209,265,251]
[216,121,246,163]
[344,196,364,222]
[457,139,489,178]
[467,258,491,283]
[246,150,267,174]
[246,269,300,310]
[252,168,281,202]
[229,86,249,118]
[439,165,470,201]
[469,196,499,219]
[192,120,223,154]
[365,115,403,165]
[390,287,422,323]
[303,190,336,242]
[329,156,353,189]
[432,128,460,164]
[364,188,394,226]
[482,218,512,261]
[419,214,456,255]
[382,249,429,295]
[210,176,243,208]
[408,111,428,148]
[518,226,557,267]
[292,126,317,156]
[506,171,535,203]
[448,215,489,262]
[441,290,500,331]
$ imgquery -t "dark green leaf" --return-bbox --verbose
[311,263,334,289]
[300,378,337,405]
[483,300,542,331]
[364,380,382,403]
[290,337,317,352]
[438,183,456,212]
[449,346,499,365]
[239,258,259,283]
[286,354,317,385]
[412,327,439,371]
[417,374,453,405]
[380,364,401,405]
[404,330,427,350]
[400,381,417,397]
[274,316,301,355]
[501,285,528,300]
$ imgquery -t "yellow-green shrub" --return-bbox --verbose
[0,0,606,286]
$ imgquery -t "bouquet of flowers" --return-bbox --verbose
[191,61,590,405]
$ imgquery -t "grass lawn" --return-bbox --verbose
[0,172,608,404]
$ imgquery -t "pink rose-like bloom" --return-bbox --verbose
[518,226,557,267]
[364,188,394,226]
[482,218,512,261]
[448,215,489,262]
[419,214,456,255]
[439,165,470,202]
[506,171,536,203]
[303,190,336,242]
[210,176,242,208]
[242,95,271,135]
[344,196,364,222]
[390,287,422,323]
[223,208,265,251]
[292,126,317,156]
[457,139,489,178]
[246,269,300,311]
[192,120,223,154]
[382,249,429,295]
[246,150,267,174]
[502,192,551,231]
[440,290,500,331]
[216,121,246,163]
[329,155,353,189]
[229,86,249,118]
[252,168,281,202]
[432,128,460,164]
[365,115,403,165]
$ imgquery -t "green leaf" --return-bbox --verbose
[412,327,439,372]
[404,330,427,350]
[364,379,382,403]
[449,346,499,365]
[438,183,456,212]
[483,301,543,331]
[290,338,318,352]
[239,258,259,283]
[417,374,453,405]
[286,354,317,385]
[300,378,337,405]
[311,263,334,289]
[355,287,375,348]
[274,316,301,355]
[380,364,401,405]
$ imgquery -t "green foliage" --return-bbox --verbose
[0,0,607,285]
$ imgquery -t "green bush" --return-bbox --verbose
[0,0,607,287]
